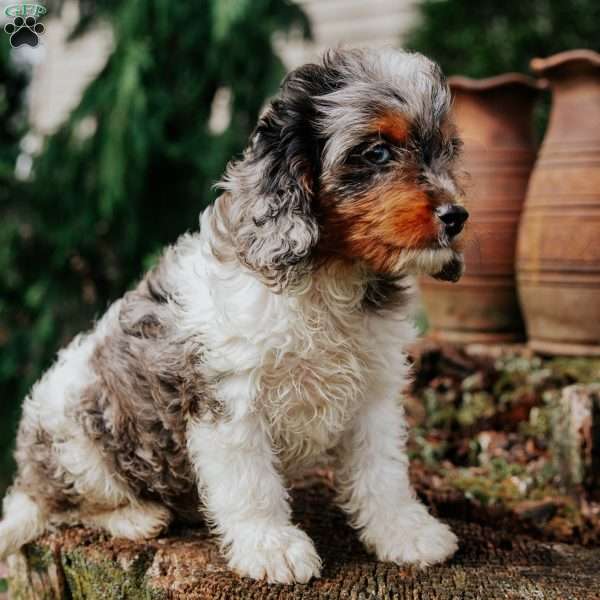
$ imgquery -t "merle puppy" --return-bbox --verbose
[0,48,468,584]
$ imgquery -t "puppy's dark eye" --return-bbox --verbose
[362,143,392,166]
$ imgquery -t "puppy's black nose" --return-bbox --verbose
[439,205,469,238]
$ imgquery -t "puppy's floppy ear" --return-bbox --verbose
[218,61,340,288]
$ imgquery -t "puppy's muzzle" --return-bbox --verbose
[438,204,469,239]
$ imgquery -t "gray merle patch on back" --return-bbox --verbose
[76,273,219,521]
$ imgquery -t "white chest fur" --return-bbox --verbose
[175,236,414,470]
[256,291,372,469]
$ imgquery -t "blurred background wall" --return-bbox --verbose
[27,0,419,135]
[278,0,417,67]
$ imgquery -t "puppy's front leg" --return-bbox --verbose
[187,405,321,584]
[336,387,458,567]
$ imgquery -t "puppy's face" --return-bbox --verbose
[221,49,467,288]
[314,50,467,281]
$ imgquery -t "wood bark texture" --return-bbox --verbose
[8,483,600,600]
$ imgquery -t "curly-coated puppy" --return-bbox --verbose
[0,48,468,583]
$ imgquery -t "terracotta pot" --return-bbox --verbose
[517,50,600,356]
[420,74,543,344]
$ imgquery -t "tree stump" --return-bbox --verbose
[552,384,600,494]
[8,482,600,600]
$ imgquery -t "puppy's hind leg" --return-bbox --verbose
[54,432,171,540]
[81,501,172,541]
[0,490,47,560]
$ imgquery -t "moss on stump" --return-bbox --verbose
[8,483,600,600]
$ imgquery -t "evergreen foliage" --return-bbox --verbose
[0,0,309,492]
[0,41,28,487]
[406,0,600,78]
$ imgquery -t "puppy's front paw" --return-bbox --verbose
[227,524,321,584]
[370,509,458,567]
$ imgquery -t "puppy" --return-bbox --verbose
[0,48,467,584]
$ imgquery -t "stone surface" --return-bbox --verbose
[8,482,600,600]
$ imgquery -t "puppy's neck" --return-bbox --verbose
[202,197,412,313]
[298,258,413,315]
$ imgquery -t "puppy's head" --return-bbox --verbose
[220,48,467,288]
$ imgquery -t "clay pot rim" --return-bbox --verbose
[448,73,546,92]
[531,49,600,75]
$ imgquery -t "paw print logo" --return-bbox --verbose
[4,16,45,48]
